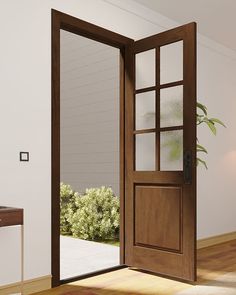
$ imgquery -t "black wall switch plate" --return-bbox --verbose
[20,152,29,162]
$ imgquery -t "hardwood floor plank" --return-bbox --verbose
[34,240,236,295]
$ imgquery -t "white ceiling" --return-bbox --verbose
[133,0,236,51]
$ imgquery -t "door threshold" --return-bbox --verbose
[60,264,127,285]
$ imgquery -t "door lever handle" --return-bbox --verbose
[184,150,192,184]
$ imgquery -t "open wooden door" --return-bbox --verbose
[125,23,197,282]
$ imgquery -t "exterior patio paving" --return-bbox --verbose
[60,235,120,280]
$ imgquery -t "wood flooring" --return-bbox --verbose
[34,239,236,295]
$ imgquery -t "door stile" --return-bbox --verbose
[124,41,135,266]
[182,22,197,280]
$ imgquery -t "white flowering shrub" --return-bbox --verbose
[60,183,79,235]
[68,186,120,241]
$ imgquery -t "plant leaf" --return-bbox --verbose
[197,102,208,115]
[206,121,217,135]
[197,157,208,169]
[197,144,208,154]
[209,118,226,128]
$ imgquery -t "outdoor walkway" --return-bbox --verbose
[60,235,120,280]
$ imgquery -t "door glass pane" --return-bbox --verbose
[160,41,183,84]
[136,49,155,89]
[160,130,183,171]
[136,133,155,171]
[136,91,155,130]
[160,86,183,128]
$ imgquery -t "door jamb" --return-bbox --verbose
[51,9,133,287]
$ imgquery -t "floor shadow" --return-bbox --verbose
[199,274,236,289]
[35,284,183,295]
[129,268,196,286]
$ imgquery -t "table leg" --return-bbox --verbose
[20,224,24,294]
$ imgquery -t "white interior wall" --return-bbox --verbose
[0,0,236,285]
[60,31,120,196]
[197,44,236,238]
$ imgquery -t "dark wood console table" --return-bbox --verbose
[0,206,24,294]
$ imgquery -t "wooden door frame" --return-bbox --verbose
[51,9,133,287]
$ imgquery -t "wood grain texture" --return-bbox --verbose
[0,207,23,227]
[51,9,61,287]
[52,10,133,49]
[134,22,195,53]
[197,231,236,249]
[0,275,51,295]
[51,9,134,286]
[135,80,183,94]
[125,22,197,282]
[135,186,181,251]
[34,240,236,295]
[52,10,196,285]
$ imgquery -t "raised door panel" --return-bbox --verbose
[135,186,182,251]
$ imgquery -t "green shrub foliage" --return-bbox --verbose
[60,185,120,241]
[60,183,79,235]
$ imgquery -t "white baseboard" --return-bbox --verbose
[0,275,51,295]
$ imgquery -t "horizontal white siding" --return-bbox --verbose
[60,30,120,195]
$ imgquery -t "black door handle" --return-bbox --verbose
[184,150,192,184]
